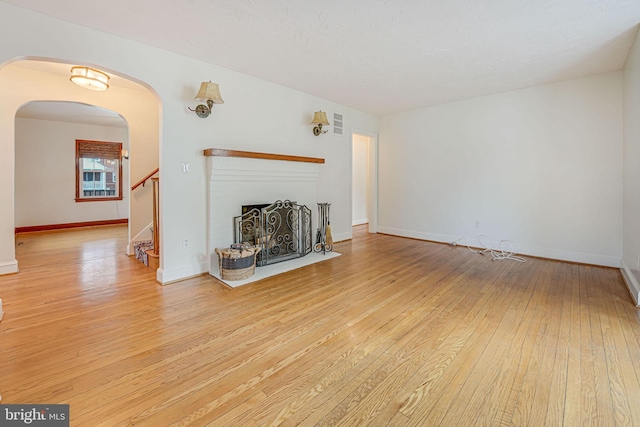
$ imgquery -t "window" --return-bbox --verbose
[75,140,123,202]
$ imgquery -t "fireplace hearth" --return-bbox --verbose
[235,200,312,266]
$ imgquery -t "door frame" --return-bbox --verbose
[350,129,378,234]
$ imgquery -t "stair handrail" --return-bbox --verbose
[131,168,159,191]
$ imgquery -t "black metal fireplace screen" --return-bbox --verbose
[234,200,312,266]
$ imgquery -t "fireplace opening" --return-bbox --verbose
[242,203,269,215]
[235,200,312,266]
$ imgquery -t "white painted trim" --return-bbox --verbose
[351,128,379,235]
[377,227,456,247]
[130,221,153,243]
[127,221,154,255]
[352,218,368,226]
[0,260,18,275]
[368,134,379,234]
[620,260,640,306]
[156,262,208,285]
[332,231,352,243]
[515,244,620,268]
[377,226,621,268]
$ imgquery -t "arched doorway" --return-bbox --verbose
[0,58,160,275]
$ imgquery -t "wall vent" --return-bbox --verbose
[333,112,343,136]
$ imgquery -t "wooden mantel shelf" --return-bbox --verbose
[203,148,324,164]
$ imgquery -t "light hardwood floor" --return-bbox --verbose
[1,225,640,426]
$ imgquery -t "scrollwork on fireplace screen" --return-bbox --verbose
[234,200,312,266]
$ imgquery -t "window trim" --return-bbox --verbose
[75,139,123,203]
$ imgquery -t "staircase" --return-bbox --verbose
[131,171,160,270]
[133,239,158,269]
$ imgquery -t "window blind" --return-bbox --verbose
[76,140,122,160]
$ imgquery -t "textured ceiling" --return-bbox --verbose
[3,0,640,115]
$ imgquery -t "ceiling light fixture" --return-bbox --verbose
[69,66,110,91]
[189,81,224,118]
[310,111,330,135]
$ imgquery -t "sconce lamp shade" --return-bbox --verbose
[70,66,110,91]
[195,81,224,104]
[310,111,330,126]
[310,111,330,136]
[190,81,224,118]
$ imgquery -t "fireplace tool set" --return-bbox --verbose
[314,202,333,253]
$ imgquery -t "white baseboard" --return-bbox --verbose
[378,227,454,246]
[620,260,640,306]
[377,227,621,268]
[332,231,352,243]
[515,244,620,268]
[352,218,369,226]
[156,262,209,285]
[0,260,18,276]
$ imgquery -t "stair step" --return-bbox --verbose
[133,240,153,265]
[146,249,159,270]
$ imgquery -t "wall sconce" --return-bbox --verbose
[121,149,129,160]
[310,111,330,135]
[70,66,110,91]
[189,81,224,118]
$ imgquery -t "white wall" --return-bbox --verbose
[0,3,378,282]
[379,72,623,267]
[352,134,369,225]
[15,116,128,227]
[623,28,640,304]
